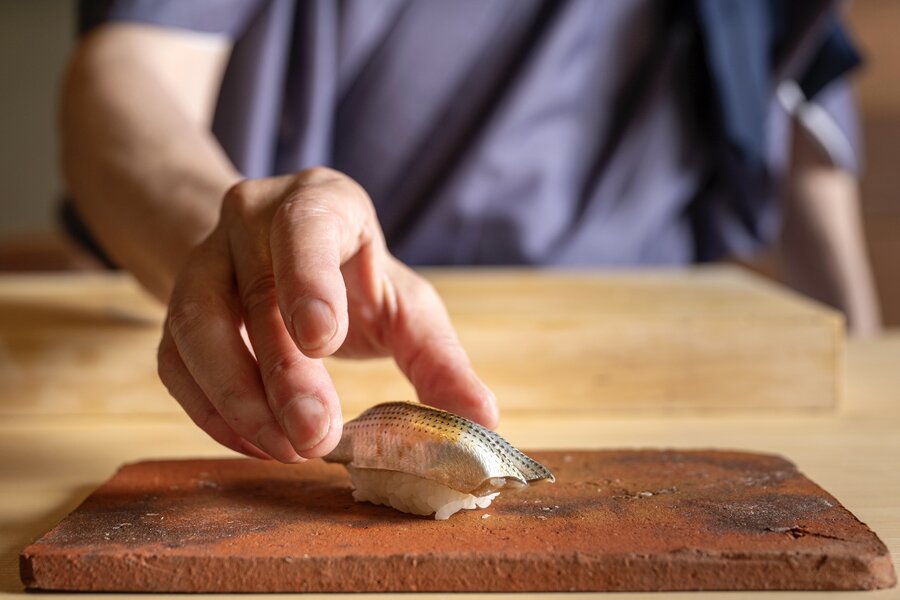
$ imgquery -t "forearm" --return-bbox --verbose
[779,123,882,335]
[60,25,241,301]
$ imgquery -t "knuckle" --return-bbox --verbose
[276,193,335,224]
[277,170,381,248]
[240,272,277,315]
[195,405,220,432]
[261,354,306,386]
[156,344,179,388]
[293,167,375,215]
[213,383,249,427]
[155,352,203,417]
[272,194,342,241]
[297,165,339,185]
[167,296,214,343]
[221,180,258,219]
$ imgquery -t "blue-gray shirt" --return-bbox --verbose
[80,0,860,266]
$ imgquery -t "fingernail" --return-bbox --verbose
[281,395,331,452]
[291,298,336,351]
[256,422,303,463]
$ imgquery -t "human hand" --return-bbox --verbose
[157,168,498,462]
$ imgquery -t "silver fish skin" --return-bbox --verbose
[324,401,555,496]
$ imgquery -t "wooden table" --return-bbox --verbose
[1,271,898,599]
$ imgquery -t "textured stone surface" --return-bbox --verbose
[20,450,896,592]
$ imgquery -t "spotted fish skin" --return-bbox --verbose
[324,402,555,495]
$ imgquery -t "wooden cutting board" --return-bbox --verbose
[20,450,894,592]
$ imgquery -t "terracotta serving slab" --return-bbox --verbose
[20,450,895,592]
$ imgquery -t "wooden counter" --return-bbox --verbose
[0,267,842,417]
[0,270,897,599]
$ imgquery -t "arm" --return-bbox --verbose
[779,119,882,336]
[61,24,498,461]
[60,24,240,300]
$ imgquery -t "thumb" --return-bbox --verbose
[384,260,499,428]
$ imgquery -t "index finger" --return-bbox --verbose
[269,168,384,359]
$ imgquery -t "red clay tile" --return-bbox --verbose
[20,450,896,592]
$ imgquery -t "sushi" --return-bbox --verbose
[324,401,554,520]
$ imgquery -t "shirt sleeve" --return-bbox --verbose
[78,0,266,39]
[775,15,863,175]
[777,77,862,175]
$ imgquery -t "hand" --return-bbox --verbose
[157,168,498,462]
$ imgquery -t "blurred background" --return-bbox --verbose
[0,1,897,324]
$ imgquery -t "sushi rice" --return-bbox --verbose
[347,466,502,520]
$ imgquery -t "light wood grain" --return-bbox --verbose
[2,271,896,599]
[0,267,843,417]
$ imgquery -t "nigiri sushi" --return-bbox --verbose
[324,401,554,520]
